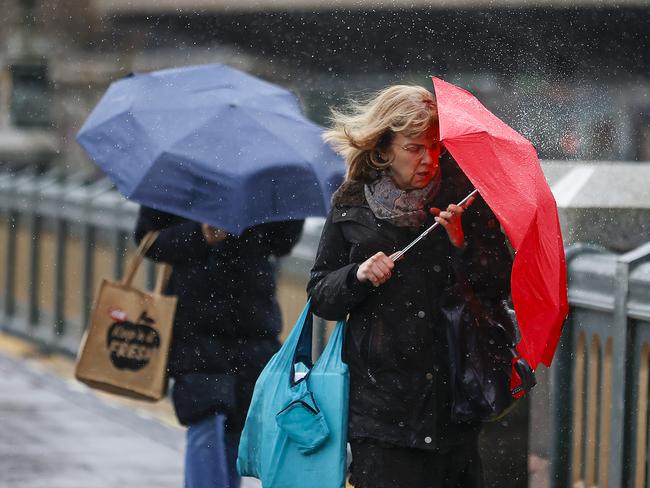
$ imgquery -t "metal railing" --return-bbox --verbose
[552,242,650,488]
[0,168,324,355]
[0,168,143,354]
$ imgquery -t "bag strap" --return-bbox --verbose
[294,307,314,367]
[121,231,160,287]
[153,264,173,295]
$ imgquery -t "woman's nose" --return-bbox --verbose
[420,147,439,166]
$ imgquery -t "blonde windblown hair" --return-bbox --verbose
[323,85,438,182]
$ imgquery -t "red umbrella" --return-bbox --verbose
[431,76,568,372]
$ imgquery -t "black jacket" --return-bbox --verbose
[307,156,512,450]
[135,207,304,427]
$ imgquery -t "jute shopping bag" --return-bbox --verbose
[75,232,177,401]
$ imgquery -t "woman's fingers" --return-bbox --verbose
[356,252,394,287]
[369,254,393,286]
[202,223,229,245]
[430,198,472,249]
[446,204,465,217]
[462,195,476,209]
[432,208,459,226]
[431,195,474,218]
[433,203,467,249]
[389,251,404,262]
[368,270,386,287]
[436,204,464,225]
[373,255,393,275]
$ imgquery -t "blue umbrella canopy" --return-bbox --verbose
[77,64,344,235]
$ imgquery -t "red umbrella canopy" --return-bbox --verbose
[432,76,568,370]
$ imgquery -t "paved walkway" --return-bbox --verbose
[0,335,260,488]
[0,332,548,488]
[0,350,185,488]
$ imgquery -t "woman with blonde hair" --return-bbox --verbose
[307,85,513,487]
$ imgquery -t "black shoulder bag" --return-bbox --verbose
[440,276,537,423]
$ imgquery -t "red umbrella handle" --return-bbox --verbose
[391,189,479,262]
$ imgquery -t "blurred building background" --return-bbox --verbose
[0,0,649,174]
[1,3,649,487]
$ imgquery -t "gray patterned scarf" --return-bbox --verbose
[364,172,442,228]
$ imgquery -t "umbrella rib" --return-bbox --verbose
[236,109,325,169]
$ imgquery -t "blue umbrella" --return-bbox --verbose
[77,64,344,235]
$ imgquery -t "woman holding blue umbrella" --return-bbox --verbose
[135,208,303,488]
[76,63,347,487]
[308,85,513,487]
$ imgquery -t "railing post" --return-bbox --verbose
[550,244,605,488]
[3,210,18,324]
[604,258,631,487]
[616,242,650,488]
[27,207,42,327]
[81,223,95,331]
[53,215,67,338]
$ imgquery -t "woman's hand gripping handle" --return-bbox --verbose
[356,252,402,287]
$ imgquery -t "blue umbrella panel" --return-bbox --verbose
[77,64,344,235]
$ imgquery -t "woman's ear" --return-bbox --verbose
[370,146,392,169]
[378,147,393,165]
[375,131,394,166]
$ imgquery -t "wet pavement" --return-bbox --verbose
[0,334,545,488]
[0,351,185,487]
[0,347,261,488]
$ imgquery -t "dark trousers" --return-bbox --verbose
[349,439,484,488]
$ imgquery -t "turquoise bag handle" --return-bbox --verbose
[293,304,314,373]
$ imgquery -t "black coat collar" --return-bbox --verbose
[331,180,367,208]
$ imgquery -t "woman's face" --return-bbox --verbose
[382,126,442,190]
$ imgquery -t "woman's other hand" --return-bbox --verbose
[201,223,229,246]
[356,252,395,287]
[430,196,475,249]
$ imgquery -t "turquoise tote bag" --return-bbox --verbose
[237,301,349,487]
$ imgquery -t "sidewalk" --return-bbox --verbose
[0,332,547,488]
[0,333,260,488]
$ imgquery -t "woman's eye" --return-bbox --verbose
[404,145,420,153]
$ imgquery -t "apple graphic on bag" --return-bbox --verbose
[106,310,161,371]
